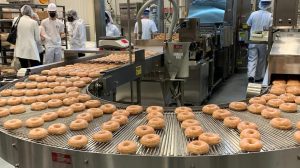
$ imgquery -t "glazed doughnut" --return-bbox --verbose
[135,125,155,137]
[187,140,209,155]
[146,111,164,120]
[7,97,22,106]
[46,76,57,82]
[73,81,86,88]
[212,109,232,120]
[0,98,6,107]
[89,72,100,78]
[273,80,286,85]
[25,82,38,89]
[11,89,25,97]
[202,104,220,115]
[181,119,200,129]
[126,105,143,115]
[223,116,242,129]
[25,117,44,128]
[66,87,80,93]
[80,77,93,84]
[249,97,266,105]
[28,74,39,81]
[175,106,193,114]
[87,108,103,118]
[60,81,73,87]
[48,82,60,89]
[50,93,67,100]
[28,128,48,140]
[270,118,292,130]
[101,121,120,132]
[140,134,160,147]
[55,77,67,83]
[41,112,58,122]
[261,94,278,101]
[70,103,86,112]
[294,131,300,144]
[31,102,48,111]
[76,72,89,77]
[279,103,298,113]
[146,106,164,113]
[111,115,128,125]
[112,109,131,118]
[240,129,261,139]
[70,119,88,131]
[270,86,286,95]
[47,99,63,108]
[24,89,39,97]
[76,112,94,122]
[237,121,258,132]
[9,105,26,114]
[240,138,263,152]
[35,76,47,82]
[0,108,10,117]
[37,82,48,89]
[279,93,296,103]
[58,71,69,77]
[148,117,165,129]
[296,97,300,105]
[247,104,266,114]
[184,125,204,138]
[199,132,221,145]
[47,70,59,76]
[92,130,113,143]
[85,100,101,108]
[117,141,137,154]
[63,97,79,106]
[36,95,51,102]
[229,102,247,111]
[41,70,50,75]
[286,86,300,96]
[53,86,67,93]
[78,94,92,102]
[22,97,37,105]
[177,112,195,122]
[57,107,74,118]
[261,107,281,119]
[267,99,284,108]
[3,119,22,130]
[69,76,81,82]
[68,91,80,98]
[287,80,300,86]
[100,104,117,114]
[15,82,26,89]
[68,135,88,149]
[39,88,53,95]
[297,121,300,130]
[0,89,12,97]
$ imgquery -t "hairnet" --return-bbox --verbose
[31,12,39,20]
[143,9,150,16]
[105,11,114,24]
[21,5,33,16]
[66,9,78,20]
[259,0,272,10]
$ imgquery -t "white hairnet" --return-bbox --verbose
[105,11,114,24]
[21,5,33,16]
[259,0,272,10]
[66,9,78,19]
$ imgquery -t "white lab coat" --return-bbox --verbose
[15,15,41,62]
[134,18,158,40]
[67,19,86,49]
[106,23,121,37]
[247,10,272,80]
[41,18,64,64]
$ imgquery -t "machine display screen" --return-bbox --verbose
[188,0,226,23]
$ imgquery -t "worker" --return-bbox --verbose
[41,3,65,64]
[105,11,121,37]
[32,13,45,65]
[66,9,86,50]
[134,9,158,40]
[247,0,273,83]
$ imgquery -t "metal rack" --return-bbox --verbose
[0,3,68,65]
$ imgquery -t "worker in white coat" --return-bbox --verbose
[15,5,41,68]
[134,9,158,40]
[105,11,121,37]
[247,0,273,83]
[41,3,65,64]
[66,9,86,49]
[32,12,45,65]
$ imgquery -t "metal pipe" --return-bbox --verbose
[137,0,157,39]
[127,0,134,103]
[94,0,106,47]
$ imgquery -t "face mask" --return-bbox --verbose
[67,16,74,22]
[49,12,56,18]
